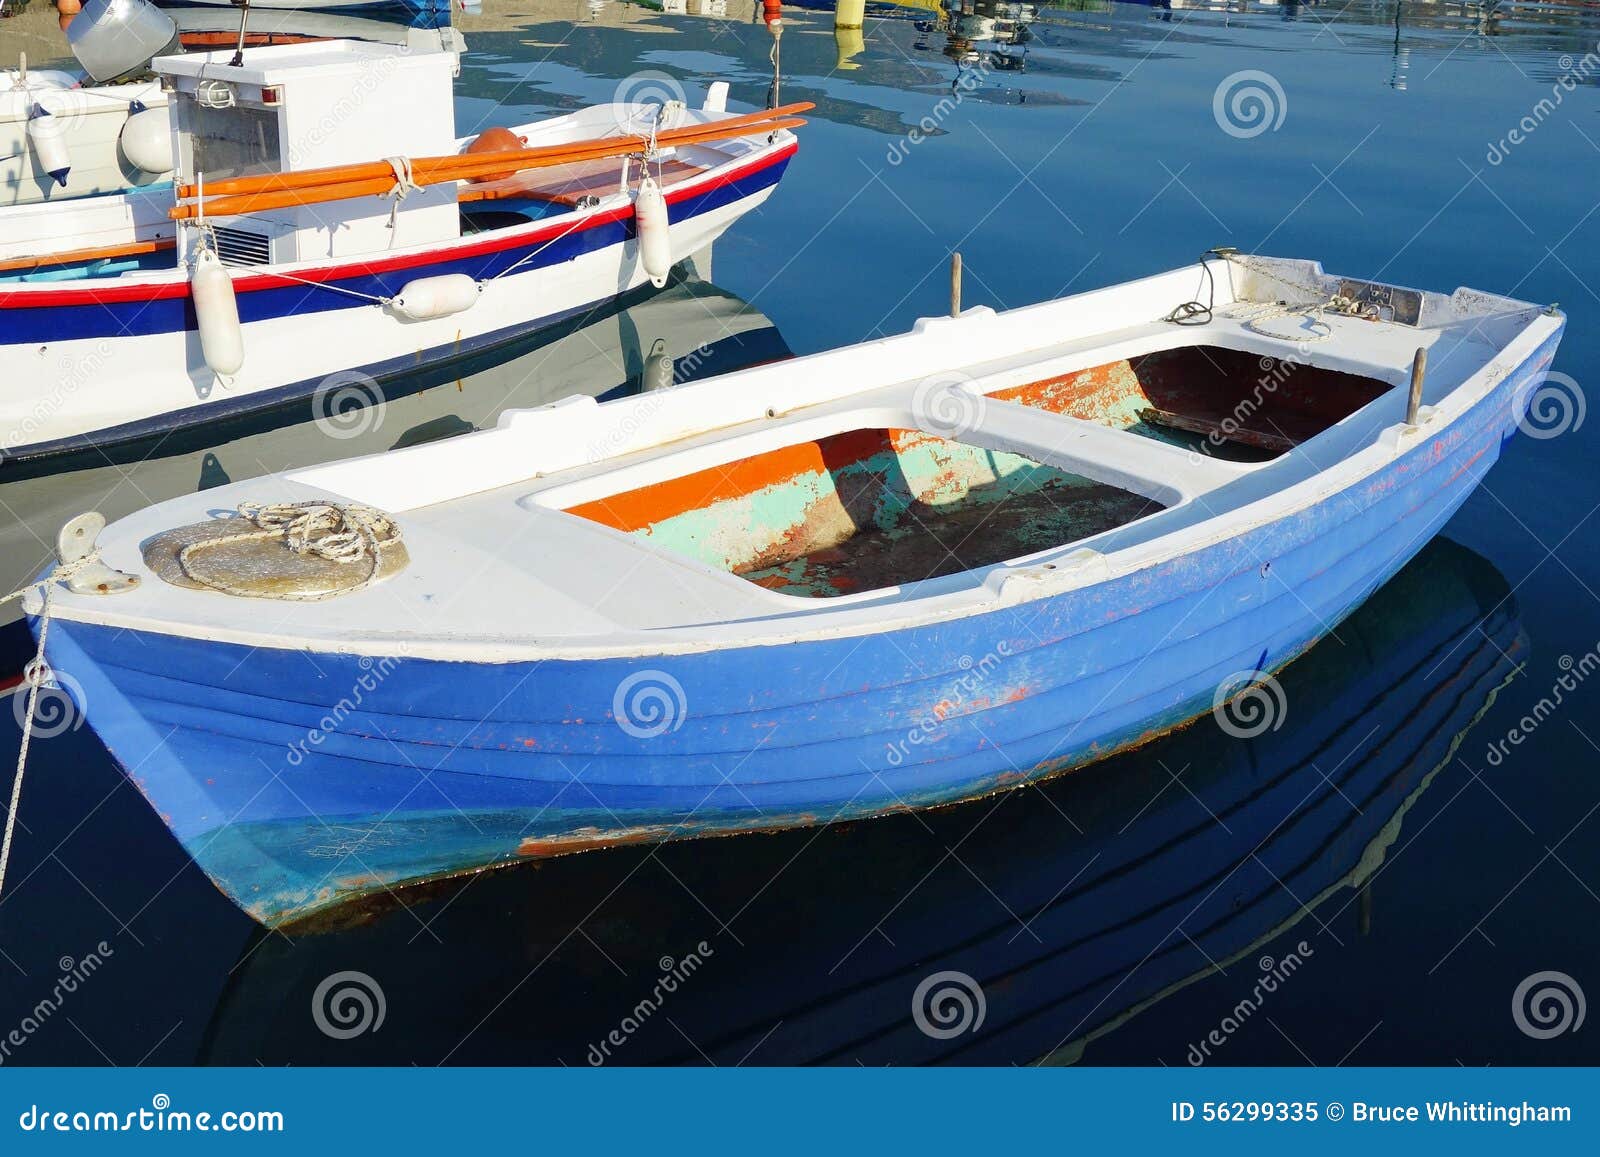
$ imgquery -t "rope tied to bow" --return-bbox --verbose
[0,548,110,904]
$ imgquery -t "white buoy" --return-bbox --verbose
[26,104,71,188]
[118,105,173,176]
[635,176,671,289]
[192,248,244,377]
[388,274,480,321]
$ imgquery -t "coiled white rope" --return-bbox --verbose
[177,501,401,601]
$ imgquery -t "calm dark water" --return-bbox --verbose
[2,0,1599,1066]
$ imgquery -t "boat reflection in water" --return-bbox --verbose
[195,537,1522,1065]
[0,268,788,644]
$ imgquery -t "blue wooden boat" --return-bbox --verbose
[23,254,1565,927]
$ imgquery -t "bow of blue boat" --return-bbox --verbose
[22,254,1566,926]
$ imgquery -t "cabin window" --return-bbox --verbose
[179,99,282,182]
[563,428,1164,598]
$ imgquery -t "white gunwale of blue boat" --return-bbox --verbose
[27,256,1563,661]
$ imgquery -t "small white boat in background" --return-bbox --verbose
[0,35,802,467]
[1,0,180,207]
[0,70,171,208]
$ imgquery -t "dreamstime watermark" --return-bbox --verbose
[911,970,986,1039]
[1185,943,1314,1065]
[583,340,718,463]
[911,371,986,439]
[20,90,95,144]
[586,942,714,1064]
[1484,645,1600,767]
[285,654,404,766]
[1200,352,1308,456]
[17,1095,283,1134]
[1518,371,1585,441]
[311,970,386,1039]
[290,48,411,166]
[1512,971,1585,1040]
[885,643,1014,767]
[311,370,386,441]
[1,340,115,464]
[612,669,688,739]
[885,55,995,165]
[11,661,87,741]
[1212,70,1288,140]
[611,71,689,135]
[1486,43,1600,165]
[0,942,115,1066]
[1211,669,1288,739]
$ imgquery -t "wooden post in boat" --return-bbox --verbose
[950,251,963,319]
[1406,346,1427,425]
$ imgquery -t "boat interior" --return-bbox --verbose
[84,258,1538,650]
[558,343,1408,600]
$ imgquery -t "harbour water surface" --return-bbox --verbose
[1,0,1598,1065]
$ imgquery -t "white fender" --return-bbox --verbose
[642,338,674,392]
[635,176,671,289]
[118,105,173,176]
[26,104,71,188]
[388,274,480,321]
[192,248,244,377]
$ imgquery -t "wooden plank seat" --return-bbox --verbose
[457,156,708,206]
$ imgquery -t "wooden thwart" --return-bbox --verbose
[0,238,176,276]
[459,157,707,207]
[1137,406,1297,454]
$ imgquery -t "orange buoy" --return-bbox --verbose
[57,0,83,13]
[763,0,782,31]
[463,126,529,184]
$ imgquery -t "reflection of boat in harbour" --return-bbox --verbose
[192,537,1522,1064]
[0,274,787,643]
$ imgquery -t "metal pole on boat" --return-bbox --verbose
[229,0,253,69]
[1405,346,1426,425]
[951,251,963,318]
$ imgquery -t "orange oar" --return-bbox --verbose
[172,121,807,221]
[170,116,807,221]
[174,103,815,201]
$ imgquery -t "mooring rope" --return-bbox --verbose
[176,501,401,601]
[0,550,104,904]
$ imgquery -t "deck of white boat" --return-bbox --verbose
[64,305,1510,658]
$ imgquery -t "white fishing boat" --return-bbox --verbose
[0,37,802,467]
[0,70,170,208]
[16,254,1565,926]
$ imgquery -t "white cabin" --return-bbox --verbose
[159,40,463,267]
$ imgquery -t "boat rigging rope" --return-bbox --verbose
[1163,247,1234,326]
[381,156,424,230]
[0,550,105,904]
[176,501,401,601]
[484,212,599,284]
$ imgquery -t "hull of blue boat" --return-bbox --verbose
[42,326,1564,925]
